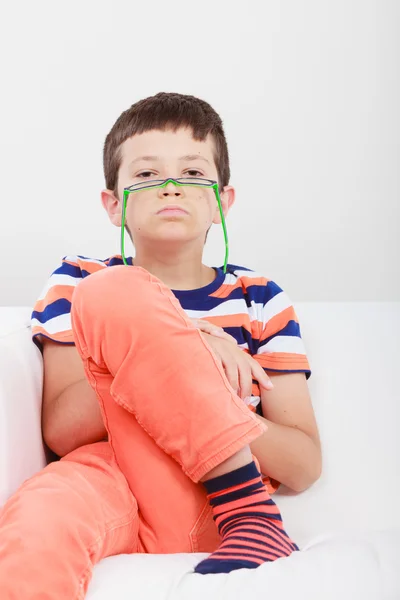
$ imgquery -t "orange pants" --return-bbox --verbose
[0,266,266,599]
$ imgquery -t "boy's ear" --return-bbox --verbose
[101,189,122,227]
[212,185,236,225]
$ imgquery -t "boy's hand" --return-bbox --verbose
[191,318,238,344]
[190,319,273,400]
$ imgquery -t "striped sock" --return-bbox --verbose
[194,461,299,575]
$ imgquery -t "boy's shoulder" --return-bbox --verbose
[31,253,126,351]
[223,263,285,298]
[225,262,272,282]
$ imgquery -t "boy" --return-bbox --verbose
[0,92,321,598]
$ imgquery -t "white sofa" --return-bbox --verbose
[1,304,400,600]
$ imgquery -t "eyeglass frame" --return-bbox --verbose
[120,177,229,273]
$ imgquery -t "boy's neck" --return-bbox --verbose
[131,252,216,291]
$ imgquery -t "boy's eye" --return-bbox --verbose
[186,169,203,177]
[136,170,204,179]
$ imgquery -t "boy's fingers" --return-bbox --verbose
[191,319,207,330]
[205,324,235,342]
[212,329,237,343]
[237,361,253,399]
[258,369,274,389]
[195,320,237,344]
[250,360,274,390]
[222,358,239,394]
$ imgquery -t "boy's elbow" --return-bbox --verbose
[41,380,107,457]
[42,398,82,457]
[291,456,322,493]
[42,417,73,457]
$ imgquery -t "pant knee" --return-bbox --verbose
[71,266,187,356]
[71,265,159,323]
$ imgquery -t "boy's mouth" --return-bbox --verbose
[156,205,189,216]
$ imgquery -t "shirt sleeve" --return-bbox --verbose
[31,256,84,351]
[252,279,311,378]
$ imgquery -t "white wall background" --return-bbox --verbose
[0,0,398,306]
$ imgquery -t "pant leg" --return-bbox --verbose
[0,442,138,600]
[70,265,266,553]
[71,265,265,482]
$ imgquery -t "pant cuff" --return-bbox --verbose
[187,420,267,482]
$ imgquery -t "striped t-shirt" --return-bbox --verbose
[31,254,311,410]
[32,255,312,493]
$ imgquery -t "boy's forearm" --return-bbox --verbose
[250,414,322,493]
[42,379,107,457]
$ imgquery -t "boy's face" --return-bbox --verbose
[102,127,235,248]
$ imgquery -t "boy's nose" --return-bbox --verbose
[161,180,183,196]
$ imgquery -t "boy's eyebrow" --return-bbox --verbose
[129,154,211,167]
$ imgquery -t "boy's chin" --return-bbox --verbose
[139,229,204,243]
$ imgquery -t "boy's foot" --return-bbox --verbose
[195,461,298,575]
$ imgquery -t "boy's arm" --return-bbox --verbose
[250,372,322,493]
[41,339,107,457]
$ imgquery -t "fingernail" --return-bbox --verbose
[266,381,274,388]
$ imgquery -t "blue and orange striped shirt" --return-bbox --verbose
[31,254,312,493]
[31,254,311,408]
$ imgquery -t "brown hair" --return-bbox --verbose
[103,92,230,196]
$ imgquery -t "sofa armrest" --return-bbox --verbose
[0,310,47,507]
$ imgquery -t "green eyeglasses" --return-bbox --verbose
[121,177,229,274]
